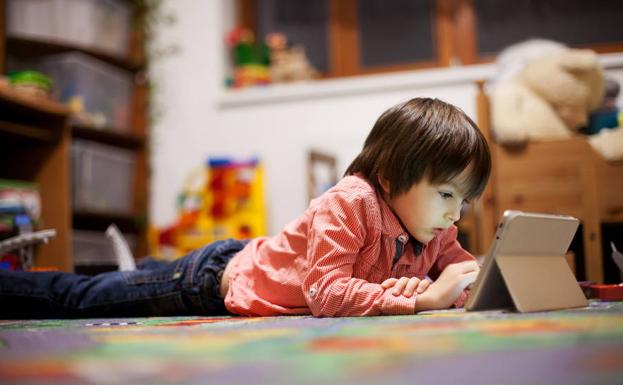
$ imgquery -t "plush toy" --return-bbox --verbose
[266,33,319,83]
[225,27,271,88]
[491,39,623,162]
[582,77,622,135]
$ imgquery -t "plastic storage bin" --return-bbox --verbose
[72,140,135,214]
[7,0,56,41]
[72,230,135,266]
[8,0,131,57]
[38,52,133,131]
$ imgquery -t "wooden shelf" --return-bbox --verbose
[0,90,145,148]
[6,36,145,72]
[0,119,61,142]
[73,210,146,234]
[0,107,72,272]
[0,86,69,117]
[71,124,146,149]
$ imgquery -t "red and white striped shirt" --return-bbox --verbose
[224,174,474,316]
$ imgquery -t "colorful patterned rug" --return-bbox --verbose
[1,302,622,385]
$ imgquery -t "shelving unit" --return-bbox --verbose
[0,0,150,272]
[0,83,72,271]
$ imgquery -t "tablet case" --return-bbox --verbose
[467,211,588,313]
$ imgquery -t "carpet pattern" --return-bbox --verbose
[1,302,622,385]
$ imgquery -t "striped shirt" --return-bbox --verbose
[224,174,474,316]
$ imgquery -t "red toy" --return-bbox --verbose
[589,284,623,301]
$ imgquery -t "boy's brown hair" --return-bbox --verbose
[345,97,491,200]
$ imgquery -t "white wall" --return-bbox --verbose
[149,0,222,228]
[215,82,484,234]
[149,0,623,235]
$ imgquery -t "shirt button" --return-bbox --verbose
[309,287,317,297]
[398,235,408,243]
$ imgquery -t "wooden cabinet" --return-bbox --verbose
[460,81,623,284]
[0,0,149,271]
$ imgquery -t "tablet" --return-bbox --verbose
[465,210,588,312]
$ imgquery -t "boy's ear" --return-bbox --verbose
[377,175,391,194]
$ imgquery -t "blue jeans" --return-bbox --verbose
[0,239,248,319]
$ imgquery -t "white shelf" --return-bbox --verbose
[218,52,623,109]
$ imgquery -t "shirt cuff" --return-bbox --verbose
[381,291,418,315]
[452,290,469,309]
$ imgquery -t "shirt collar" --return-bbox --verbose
[376,190,410,240]
[376,189,425,256]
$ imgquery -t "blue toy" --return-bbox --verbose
[582,77,622,135]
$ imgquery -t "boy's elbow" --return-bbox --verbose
[303,279,371,317]
[305,287,354,317]
[310,308,330,318]
[303,281,339,317]
[306,295,338,317]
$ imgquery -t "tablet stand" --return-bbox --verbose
[495,253,588,312]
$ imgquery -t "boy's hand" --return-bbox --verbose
[381,276,431,297]
[414,260,479,312]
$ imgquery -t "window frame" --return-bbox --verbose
[237,0,623,79]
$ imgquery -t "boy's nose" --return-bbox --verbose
[446,205,461,223]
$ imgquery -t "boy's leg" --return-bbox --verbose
[136,256,169,270]
[0,239,248,318]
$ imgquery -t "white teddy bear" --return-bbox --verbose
[491,39,623,162]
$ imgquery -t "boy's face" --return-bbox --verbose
[381,175,467,244]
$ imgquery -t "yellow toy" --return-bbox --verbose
[158,157,267,258]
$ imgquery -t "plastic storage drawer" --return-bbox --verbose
[72,229,135,266]
[72,140,135,214]
[8,0,131,57]
[37,52,133,131]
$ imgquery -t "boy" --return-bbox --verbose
[0,97,490,318]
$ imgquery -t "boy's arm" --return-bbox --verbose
[301,193,418,317]
[427,226,477,308]
[413,260,479,312]
[428,225,476,276]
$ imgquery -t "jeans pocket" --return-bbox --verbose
[123,259,183,285]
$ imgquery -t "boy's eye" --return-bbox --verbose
[439,191,453,199]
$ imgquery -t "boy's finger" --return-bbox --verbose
[416,279,431,293]
[381,278,397,288]
[393,277,410,295]
[403,277,421,297]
